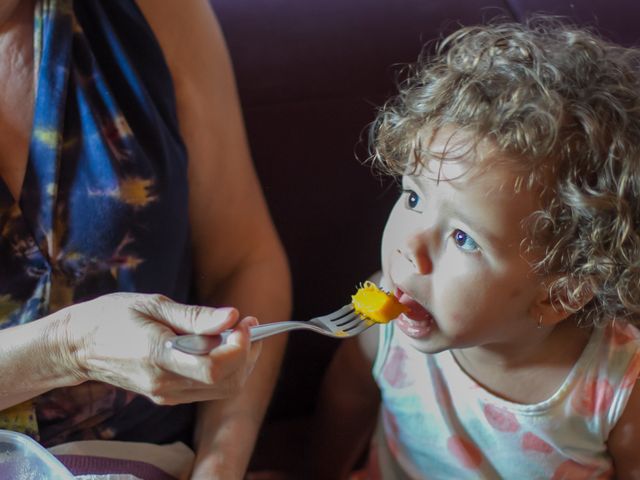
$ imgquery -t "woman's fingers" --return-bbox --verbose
[222,315,262,376]
[71,292,262,404]
[138,294,240,335]
[224,316,256,349]
[145,346,250,403]
[240,316,262,374]
[157,315,261,401]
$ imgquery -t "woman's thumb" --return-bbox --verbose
[148,296,239,334]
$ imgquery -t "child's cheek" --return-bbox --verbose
[448,311,469,329]
[507,286,522,299]
[380,228,401,277]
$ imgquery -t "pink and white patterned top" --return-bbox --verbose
[368,320,640,479]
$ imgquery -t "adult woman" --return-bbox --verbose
[0,0,291,478]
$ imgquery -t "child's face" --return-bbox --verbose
[381,129,547,354]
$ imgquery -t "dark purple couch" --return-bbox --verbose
[209,0,640,471]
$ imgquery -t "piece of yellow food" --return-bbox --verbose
[351,281,408,324]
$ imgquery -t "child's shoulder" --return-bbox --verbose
[589,320,640,389]
[604,321,640,473]
[601,320,640,350]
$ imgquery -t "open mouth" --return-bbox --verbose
[395,289,435,338]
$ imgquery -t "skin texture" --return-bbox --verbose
[0,1,291,479]
[0,0,34,200]
[305,128,640,479]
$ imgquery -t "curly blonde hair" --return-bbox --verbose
[370,17,640,326]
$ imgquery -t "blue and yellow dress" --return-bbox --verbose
[0,0,195,446]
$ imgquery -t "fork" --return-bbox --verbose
[166,304,371,355]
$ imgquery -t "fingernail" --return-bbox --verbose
[211,307,236,325]
[246,316,259,328]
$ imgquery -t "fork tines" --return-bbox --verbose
[323,304,355,321]
[330,308,365,331]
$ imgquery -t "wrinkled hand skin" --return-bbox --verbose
[58,292,261,405]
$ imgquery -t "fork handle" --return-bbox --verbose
[166,322,304,355]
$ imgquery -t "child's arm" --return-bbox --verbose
[608,379,640,478]
[304,324,381,480]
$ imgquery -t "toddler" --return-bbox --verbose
[308,17,640,479]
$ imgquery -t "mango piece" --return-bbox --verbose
[351,281,408,324]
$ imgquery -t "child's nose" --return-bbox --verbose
[398,232,433,275]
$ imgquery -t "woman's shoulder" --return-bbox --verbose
[133,0,226,83]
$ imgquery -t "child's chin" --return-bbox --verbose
[407,337,448,354]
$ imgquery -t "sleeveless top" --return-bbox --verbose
[0,0,195,446]
[368,320,640,479]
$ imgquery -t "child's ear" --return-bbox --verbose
[531,278,594,328]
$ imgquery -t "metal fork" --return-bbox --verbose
[166,304,371,355]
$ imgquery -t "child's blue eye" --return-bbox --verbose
[403,189,420,210]
[453,229,479,252]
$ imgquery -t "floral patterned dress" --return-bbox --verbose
[0,0,195,446]
[369,320,640,479]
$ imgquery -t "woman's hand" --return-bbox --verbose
[59,292,261,405]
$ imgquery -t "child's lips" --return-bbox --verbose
[395,290,435,338]
[398,292,433,321]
